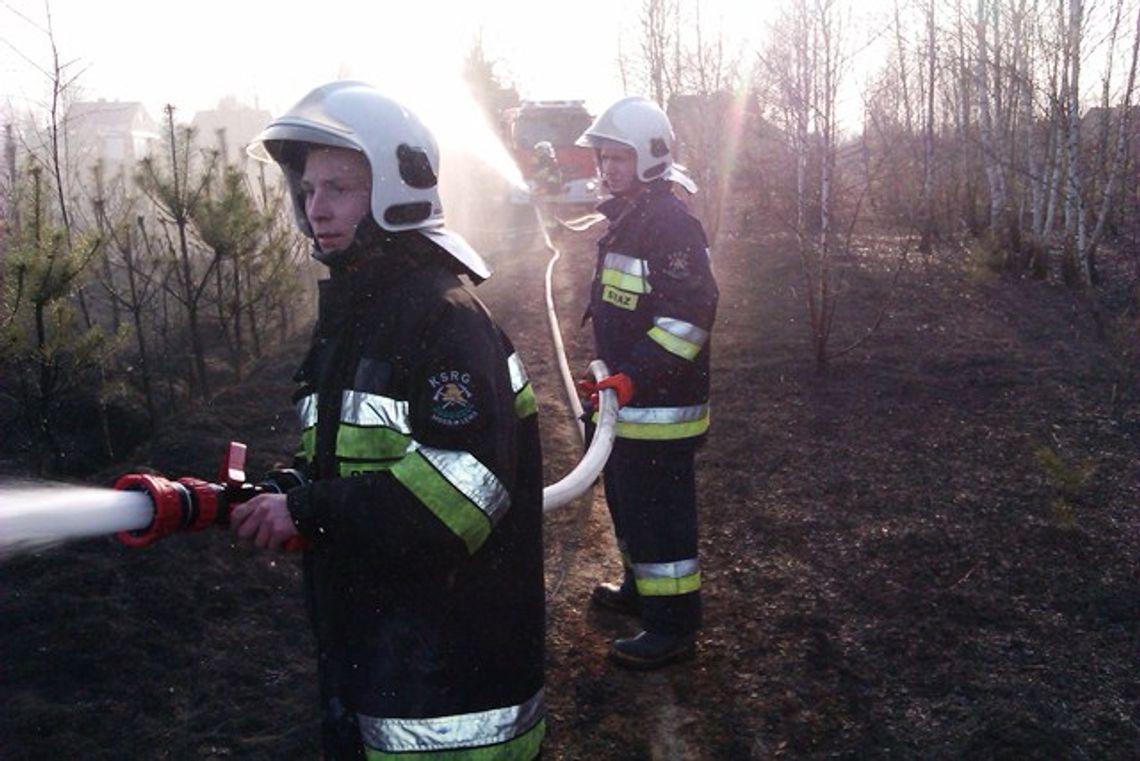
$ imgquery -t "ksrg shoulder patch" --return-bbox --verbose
[664,250,692,280]
[428,370,480,427]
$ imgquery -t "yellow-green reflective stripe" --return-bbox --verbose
[391,452,491,554]
[634,559,701,597]
[336,425,413,461]
[337,460,396,477]
[300,427,316,461]
[637,571,702,596]
[648,317,708,360]
[507,353,538,419]
[648,326,699,360]
[601,252,650,294]
[389,447,509,554]
[514,384,537,419]
[335,390,414,461]
[615,417,710,440]
[601,268,649,294]
[360,690,545,758]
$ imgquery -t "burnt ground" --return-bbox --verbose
[2,207,1139,759]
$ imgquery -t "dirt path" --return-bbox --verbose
[478,216,713,760]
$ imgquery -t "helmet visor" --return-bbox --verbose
[249,121,361,165]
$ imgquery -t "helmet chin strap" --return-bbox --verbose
[311,216,492,283]
[311,215,389,268]
[610,180,646,199]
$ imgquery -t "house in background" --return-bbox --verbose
[190,96,273,164]
[61,96,275,188]
[65,100,161,179]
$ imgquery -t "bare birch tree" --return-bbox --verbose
[1063,0,1089,283]
[668,1,741,242]
[640,0,680,107]
[760,0,853,373]
[975,0,1010,230]
[1079,1,1140,281]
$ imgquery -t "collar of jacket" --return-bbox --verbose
[326,243,422,294]
[598,180,673,223]
[315,243,425,336]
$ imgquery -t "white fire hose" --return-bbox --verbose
[541,358,618,512]
[534,204,618,513]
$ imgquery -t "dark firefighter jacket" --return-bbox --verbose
[587,181,719,443]
[284,240,545,759]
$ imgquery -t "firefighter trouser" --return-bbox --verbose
[601,436,702,636]
[321,696,366,760]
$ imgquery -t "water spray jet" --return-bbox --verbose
[0,443,306,560]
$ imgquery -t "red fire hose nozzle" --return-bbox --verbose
[113,442,307,551]
[113,473,223,547]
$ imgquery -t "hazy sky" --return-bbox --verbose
[1,0,774,121]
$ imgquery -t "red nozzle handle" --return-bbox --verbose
[224,481,309,553]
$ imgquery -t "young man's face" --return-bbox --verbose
[599,144,639,197]
[300,147,373,253]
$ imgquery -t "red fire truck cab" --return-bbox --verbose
[502,100,603,209]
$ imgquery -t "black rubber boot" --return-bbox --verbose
[590,581,640,616]
[609,630,696,670]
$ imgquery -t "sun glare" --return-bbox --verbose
[0,0,909,154]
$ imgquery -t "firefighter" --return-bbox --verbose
[531,140,563,196]
[574,96,718,670]
[231,81,546,759]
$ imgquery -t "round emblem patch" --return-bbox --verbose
[429,370,479,427]
[664,250,691,279]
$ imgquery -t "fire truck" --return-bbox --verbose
[501,100,603,210]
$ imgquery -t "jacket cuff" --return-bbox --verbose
[286,483,321,538]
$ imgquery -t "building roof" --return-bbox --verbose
[66,100,160,136]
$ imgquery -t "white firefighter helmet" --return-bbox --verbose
[248,80,490,279]
[575,96,697,193]
[534,140,555,158]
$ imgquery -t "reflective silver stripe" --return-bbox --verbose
[296,394,318,428]
[654,316,709,349]
[417,445,510,525]
[616,403,709,425]
[507,352,529,393]
[603,252,648,277]
[634,559,700,580]
[359,688,545,753]
[340,389,411,432]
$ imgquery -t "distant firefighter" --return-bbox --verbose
[530,140,564,196]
